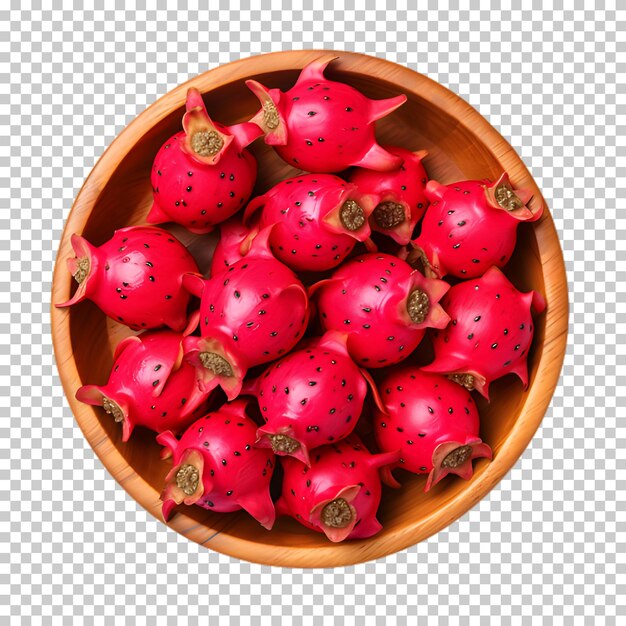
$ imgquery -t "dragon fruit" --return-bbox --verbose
[76,324,212,442]
[243,173,376,272]
[55,226,198,331]
[147,88,262,234]
[157,400,276,529]
[347,147,429,244]
[310,253,450,368]
[373,367,492,492]
[410,173,542,279]
[209,215,258,277]
[276,435,399,542]
[422,265,546,399]
[183,228,309,400]
[244,330,380,465]
[246,56,407,173]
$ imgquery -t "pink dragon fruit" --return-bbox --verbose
[147,88,262,234]
[373,367,492,492]
[76,323,212,442]
[243,330,381,465]
[243,173,376,272]
[183,227,309,400]
[310,253,450,368]
[347,147,429,244]
[209,215,258,276]
[55,226,198,331]
[410,173,542,279]
[246,56,407,173]
[276,435,399,542]
[421,265,546,399]
[157,400,276,529]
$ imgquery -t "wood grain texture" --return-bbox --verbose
[51,50,568,568]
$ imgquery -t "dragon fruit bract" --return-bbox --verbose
[348,147,429,244]
[411,173,542,279]
[373,367,492,492]
[244,173,376,272]
[183,228,309,400]
[246,56,407,173]
[157,400,276,529]
[244,331,379,465]
[76,326,212,442]
[276,435,399,542]
[422,266,546,399]
[209,215,258,277]
[55,226,198,331]
[147,88,262,234]
[311,253,450,367]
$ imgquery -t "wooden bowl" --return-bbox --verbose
[51,50,568,568]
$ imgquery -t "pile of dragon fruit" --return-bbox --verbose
[57,57,545,543]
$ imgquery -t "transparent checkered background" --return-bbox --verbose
[1,2,623,624]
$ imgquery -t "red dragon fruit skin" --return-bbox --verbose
[209,215,258,277]
[157,400,276,529]
[310,253,450,368]
[276,435,399,542]
[373,367,492,492]
[245,56,407,173]
[243,330,382,465]
[421,265,546,400]
[55,226,199,331]
[243,173,377,272]
[76,323,212,442]
[411,173,542,279]
[183,227,310,401]
[147,88,262,235]
[347,147,429,245]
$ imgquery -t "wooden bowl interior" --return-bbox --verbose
[57,54,558,566]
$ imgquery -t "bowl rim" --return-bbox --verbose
[51,49,568,568]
